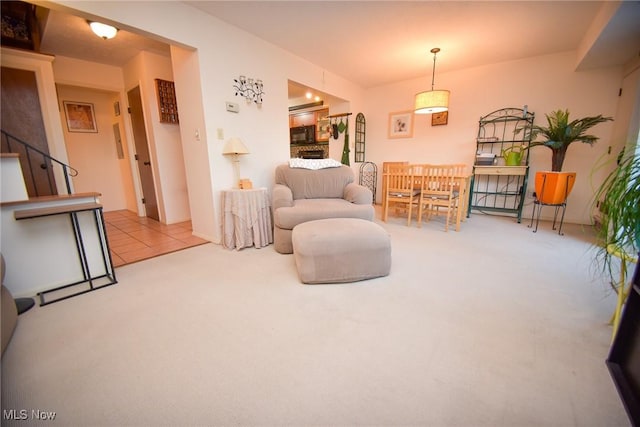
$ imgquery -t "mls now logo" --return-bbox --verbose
[3,409,28,420]
[32,409,57,420]
[3,409,57,421]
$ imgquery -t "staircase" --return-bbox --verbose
[1,129,78,197]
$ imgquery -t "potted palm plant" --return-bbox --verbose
[598,150,640,422]
[593,151,639,353]
[526,109,613,204]
[594,151,640,278]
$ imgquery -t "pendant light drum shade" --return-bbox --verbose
[414,89,450,114]
[414,47,449,114]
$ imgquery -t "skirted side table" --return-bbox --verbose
[221,188,273,250]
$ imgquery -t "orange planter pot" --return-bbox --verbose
[535,171,576,205]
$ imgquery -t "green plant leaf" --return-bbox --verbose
[525,109,613,171]
[592,153,640,283]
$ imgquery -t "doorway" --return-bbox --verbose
[1,66,56,196]
[127,85,159,221]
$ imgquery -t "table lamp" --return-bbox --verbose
[222,137,250,188]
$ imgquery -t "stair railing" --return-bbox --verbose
[1,129,78,196]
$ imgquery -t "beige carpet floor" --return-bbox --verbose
[0,210,631,426]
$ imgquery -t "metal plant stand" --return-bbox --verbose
[468,107,534,223]
[529,199,568,235]
[528,172,575,235]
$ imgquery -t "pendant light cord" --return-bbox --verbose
[430,47,440,91]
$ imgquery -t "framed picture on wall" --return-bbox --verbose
[431,111,448,126]
[63,101,98,133]
[388,110,414,138]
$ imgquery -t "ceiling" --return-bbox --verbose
[187,1,640,87]
[34,1,640,99]
[38,8,171,68]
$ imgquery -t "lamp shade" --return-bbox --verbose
[414,90,450,114]
[89,22,118,39]
[222,137,250,155]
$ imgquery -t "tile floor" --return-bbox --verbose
[104,210,208,267]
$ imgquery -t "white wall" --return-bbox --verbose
[53,56,138,213]
[111,91,138,213]
[0,155,28,203]
[365,51,622,224]
[54,51,190,223]
[52,54,124,90]
[122,51,189,224]
[614,58,640,157]
[170,45,216,241]
[56,84,130,211]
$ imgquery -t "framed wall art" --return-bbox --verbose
[63,101,98,133]
[388,110,414,139]
[432,111,449,126]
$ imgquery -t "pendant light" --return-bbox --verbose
[414,48,450,114]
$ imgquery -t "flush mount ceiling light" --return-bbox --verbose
[89,21,118,40]
[414,47,450,114]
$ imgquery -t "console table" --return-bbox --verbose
[221,188,273,250]
[1,193,117,305]
[14,201,116,305]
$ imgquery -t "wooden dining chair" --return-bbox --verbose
[383,164,420,226]
[451,164,467,177]
[450,164,470,222]
[417,164,461,231]
[382,161,408,208]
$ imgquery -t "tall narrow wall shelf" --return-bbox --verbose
[467,107,534,223]
[155,79,179,124]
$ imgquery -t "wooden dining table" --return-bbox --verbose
[382,162,471,231]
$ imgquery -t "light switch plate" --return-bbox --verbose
[226,102,239,113]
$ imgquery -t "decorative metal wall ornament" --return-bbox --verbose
[233,75,264,105]
[355,113,366,162]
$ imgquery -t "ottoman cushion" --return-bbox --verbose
[292,218,391,284]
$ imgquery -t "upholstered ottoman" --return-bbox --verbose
[291,218,391,284]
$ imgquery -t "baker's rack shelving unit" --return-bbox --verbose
[467,107,534,223]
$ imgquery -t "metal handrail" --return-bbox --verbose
[1,129,78,196]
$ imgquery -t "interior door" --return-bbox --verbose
[127,86,159,221]
[1,66,56,196]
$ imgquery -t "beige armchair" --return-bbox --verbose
[1,254,17,357]
[273,163,374,254]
